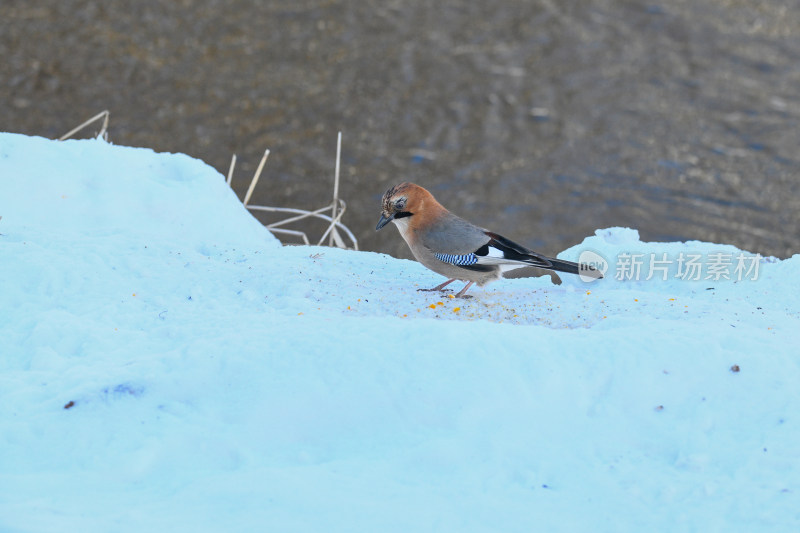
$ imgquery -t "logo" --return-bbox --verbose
[577,249,609,283]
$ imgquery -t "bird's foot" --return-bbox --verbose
[417,279,457,293]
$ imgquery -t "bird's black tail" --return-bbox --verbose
[483,232,604,280]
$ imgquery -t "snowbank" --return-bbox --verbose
[0,133,798,532]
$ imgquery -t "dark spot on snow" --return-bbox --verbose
[730,364,740,373]
[64,400,75,409]
[541,484,550,489]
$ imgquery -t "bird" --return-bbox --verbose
[376,182,602,298]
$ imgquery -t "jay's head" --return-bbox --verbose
[376,182,423,231]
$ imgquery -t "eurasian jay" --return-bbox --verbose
[376,182,602,298]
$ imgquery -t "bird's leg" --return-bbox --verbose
[455,281,475,299]
[417,278,456,292]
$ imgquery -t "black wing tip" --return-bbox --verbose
[485,232,606,279]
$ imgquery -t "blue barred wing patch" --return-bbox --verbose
[435,252,479,266]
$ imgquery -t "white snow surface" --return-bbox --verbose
[1,133,798,532]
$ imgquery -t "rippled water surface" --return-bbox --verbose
[2,0,799,258]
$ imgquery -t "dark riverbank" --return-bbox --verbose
[2,0,798,258]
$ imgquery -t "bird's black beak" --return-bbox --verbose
[375,213,394,231]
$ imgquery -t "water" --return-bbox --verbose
[2,0,799,259]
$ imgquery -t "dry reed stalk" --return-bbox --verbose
[59,110,110,141]
[226,154,237,186]
[328,131,342,246]
[244,149,270,206]
[227,133,357,249]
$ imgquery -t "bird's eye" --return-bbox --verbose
[394,198,406,210]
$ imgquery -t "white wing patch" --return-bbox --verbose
[485,245,506,258]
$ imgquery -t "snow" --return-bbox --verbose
[1,132,799,532]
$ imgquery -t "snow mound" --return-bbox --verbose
[0,133,276,248]
[1,133,798,532]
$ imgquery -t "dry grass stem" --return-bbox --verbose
[60,110,110,141]
[329,131,342,246]
[244,149,270,206]
[233,132,357,250]
[226,154,237,186]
